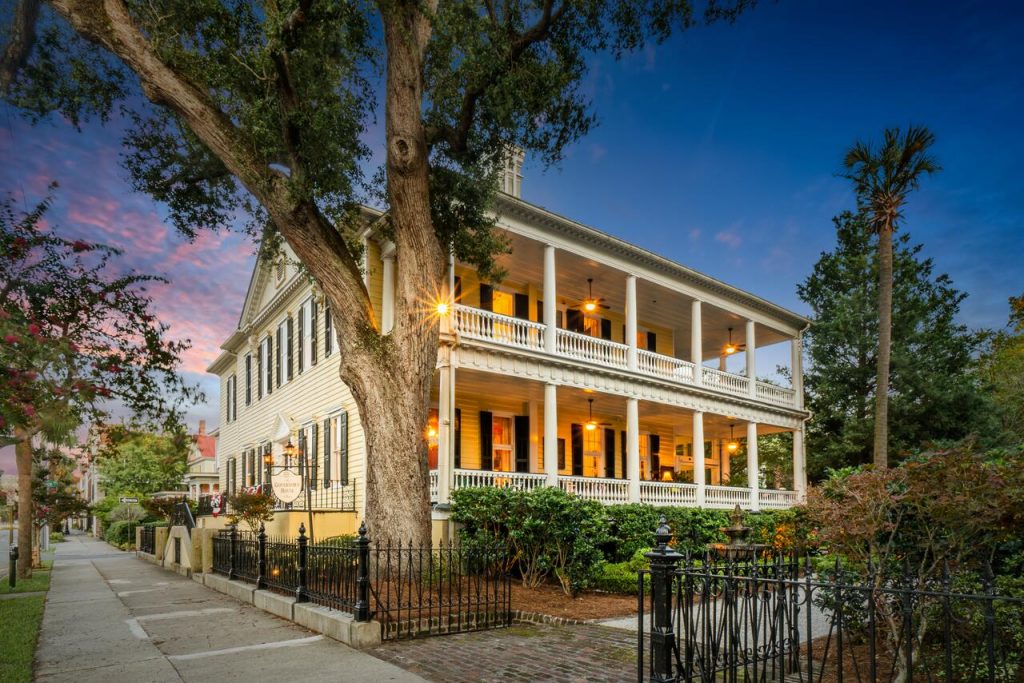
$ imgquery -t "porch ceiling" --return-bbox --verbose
[487,231,794,362]
[433,369,789,440]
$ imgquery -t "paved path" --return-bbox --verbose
[34,533,423,683]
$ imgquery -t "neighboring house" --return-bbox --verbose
[183,420,219,500]
[207,159,810,537]
[77,424,109,536]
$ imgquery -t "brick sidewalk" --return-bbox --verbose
[371,622,641,682]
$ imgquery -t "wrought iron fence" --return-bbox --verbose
[169,497,195,529]
[138,526,156,555]
[208,523,512,641]
[637,522,1024,682]
[196,495,214,517]
[369,540,512,640]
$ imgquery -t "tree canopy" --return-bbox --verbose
[977,295,1024,444]
[799,211,995,478]
[94,429,189,497]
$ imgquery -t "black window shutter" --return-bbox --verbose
[620,431,627,480]
[339,413,349,485]
[297,309,304,373]
[514,415,530,473]
[600,318,612,340]
[454,408,462,468]
[256,447,262,485]
[245,355,252,405]
[232,375,237,420]
[322,418,332,488]
[556,310,563,329]
[479,284,493,311]
[571,424,584,476]
[267,336,273,395]
[298,430,306,480]
[324,307,333,357]
[557,438,566,470]
[275,327,282,387]
[514,293,530,320]
[479,411,493,470]
[257,348,263,399]
[241,450,247,488]
[566,309,582,333]
[604,428,616,479]
[647,331,657,352]
[536,300,543,324]
[454,276,462,303]
[287,317,294,380]
[650,434,661,477]
[311,423,319,486]
[310,299,318,365]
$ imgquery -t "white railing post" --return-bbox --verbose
[544,382,559,487]
[382,250,395,334]
[745,319,756,398]
[626,274,638,371]
[626,398,640,503]
[747,421,759,511]
[693,411,705,507]
[691,300,703,385]
[543,245,556,354]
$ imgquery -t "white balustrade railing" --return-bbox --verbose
[429,470,439,503]
[756,381,796,407]
[452,304,545,351]
[705,485,752,509]
[640,481,698,507]
[758,489,799,509]
[558,475,630,504]
[701,366,750,397]
[555,328,628,368]
[637,349,695,382]
[453,468,547,492]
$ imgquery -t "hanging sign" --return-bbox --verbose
[272,469,303,504]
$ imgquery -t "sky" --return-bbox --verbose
[2,0,1023,474]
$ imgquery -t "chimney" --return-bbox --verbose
[198,420,206,436]
[498,147,524,198]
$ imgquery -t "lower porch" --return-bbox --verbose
[428,369,806,511]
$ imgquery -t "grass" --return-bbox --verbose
[0,564,51,594]
[0,595,46,683]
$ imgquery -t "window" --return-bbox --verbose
[244,353,252,406]
[491,415,514,472]
[276,317,292,386]
[299,297,317,372]
[325,412,348,486]
[324,306,334,357]
[225,374,237,423]
[259,335,272,397]
[583,426,602,477]
[492,290,514,316]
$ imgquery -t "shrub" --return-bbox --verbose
[226,490,275,534]
[48,532,64,543]
[656,507,729,556]
[604,504,660,562]
[107,503,147,523]
[592,548,654,594]
[319,534,358,547]
[104,520,138,547]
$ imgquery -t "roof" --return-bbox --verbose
[193,433,216,459]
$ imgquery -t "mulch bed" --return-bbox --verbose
[511,582,638,621]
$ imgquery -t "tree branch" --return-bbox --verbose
[0,0,41,95]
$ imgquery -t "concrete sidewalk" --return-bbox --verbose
[34,533,423,682]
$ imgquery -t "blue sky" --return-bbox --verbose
[1,0,1022,472]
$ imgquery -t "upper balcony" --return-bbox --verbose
[450,304,797,408]
[437,219,807,413]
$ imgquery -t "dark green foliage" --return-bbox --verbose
[104,519,138,547]
[603,504,660,562]
[798,212,996,478]
[592,549,652,594]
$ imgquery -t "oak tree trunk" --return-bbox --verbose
[15,428,33,579]
[873,225,893,468]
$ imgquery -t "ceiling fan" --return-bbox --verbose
[722,327,747,355]
[571,278,610,313]
[585,398,613,431]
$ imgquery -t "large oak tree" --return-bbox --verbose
[2,0,758,544]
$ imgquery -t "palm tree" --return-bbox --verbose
[843,126,940,468]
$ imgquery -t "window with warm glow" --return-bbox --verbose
[492,415,514,472]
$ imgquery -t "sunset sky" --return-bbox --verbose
[2,0,1022,474]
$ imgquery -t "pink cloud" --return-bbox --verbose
[715,230,743,249]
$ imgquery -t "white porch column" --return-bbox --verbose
[626,398,641,503]
[625,275,638,371]
[791,332,805,409]
[792,428,806,500]
[543,245,557,354]
[747,421,760,511]
[745,319,756,397]
[381,251,396,334]
[543,382,559,486]
[691,300,703,384]
[693,411,705,506]
[437,363,453,504]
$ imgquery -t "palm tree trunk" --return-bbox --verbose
[873,225,894,468]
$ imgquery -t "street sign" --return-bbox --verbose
[45,481,58,489]
[271,469,302,504]
[119,496,139,504]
